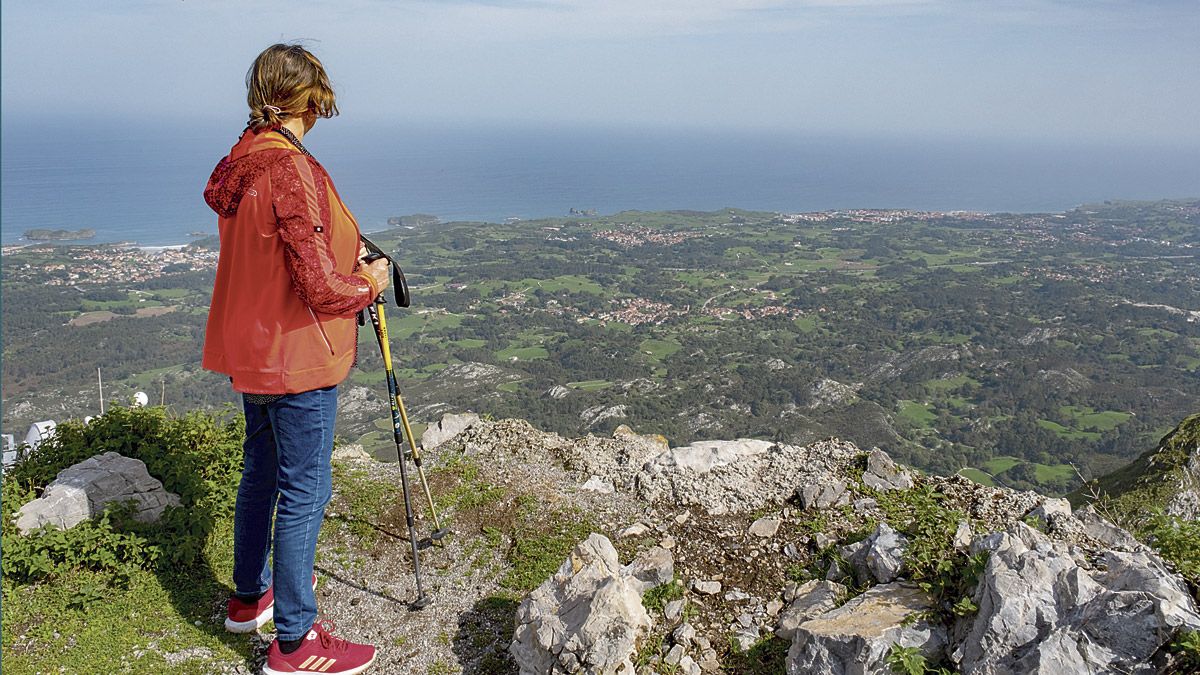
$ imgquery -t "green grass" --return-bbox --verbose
[793,316,819,332]
[330,465,400,546]
[495,345,549,361]
[639,338,681,360]
[958,467,996,487]
[1037,419,1103,442]
[500,506,597,591]
[566,379,612,391]
[1059,406,1132,431]
[1032,462,1075,483]
[981,456,1023,475]
[896,400,937,427]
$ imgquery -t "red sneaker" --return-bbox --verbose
[225,574,318,633]
[263,619,377,675]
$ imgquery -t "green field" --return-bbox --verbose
[1038,419,1103,442]
[1059,406,1132,431]
[958,467,996,487]
[567,379,613,391]
[640,338,682,360]
[897,400,937,427]
[982,456,1023,475]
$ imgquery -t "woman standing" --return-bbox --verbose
[203,43,387,675]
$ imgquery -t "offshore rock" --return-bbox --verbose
[15,451,180,534]
[953,522,1200,673]
[420,412,480,450]
[511,534,666,675]
[786,582,946,675]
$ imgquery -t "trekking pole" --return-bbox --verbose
[364,298,431,611]
[359,240,450,540]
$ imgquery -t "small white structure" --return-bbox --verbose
[132,391,149,407]
[1,434,15,468]
[24,420,57,451]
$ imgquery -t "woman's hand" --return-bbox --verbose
[360,257,391,294]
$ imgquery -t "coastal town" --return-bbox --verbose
[1,244,217,286]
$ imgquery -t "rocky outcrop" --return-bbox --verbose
[787,582,946,675]
[510,534,673,674]
[952,521,1200,673]
[431,414,1199,674]
[635,438,862,515]
[1076,413,1200,521]
[420,412,480,450]
[15,451,180,533]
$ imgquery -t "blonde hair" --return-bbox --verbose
[246,44,339,131]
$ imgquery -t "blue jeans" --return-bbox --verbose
[232,385,338,641]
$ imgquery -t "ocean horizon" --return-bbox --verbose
[3,119,1198,247]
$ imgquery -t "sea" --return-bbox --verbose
[2,118,1198,247]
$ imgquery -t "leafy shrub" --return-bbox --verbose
[1,406,244,584]
[1144,511,1200,584]
[877,483,988,618]
[885,644,955,675]
[1168,630,1200,672]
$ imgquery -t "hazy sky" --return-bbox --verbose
[2,1,1198,143]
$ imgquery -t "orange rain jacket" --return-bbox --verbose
[202,127,380,394]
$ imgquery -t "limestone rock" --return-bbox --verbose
[800,479,850,510]
[636,438,862,515]
[691,580,721,595]
[618,522,650,538]
[511,533,665,674]
[861,448,914,492]
[581,475,615,494]
[749,517,781,538]
[952,523,1200,674]
[1027,497,1072,526]
[420,412,480,450]
[776,580,848,640]
[1075,505,1141,549]
[581,404,628,429]
[786,582,946,675]
[15,452,180,534]
[840,522,908,584]
[622,547,674,594]
[331,443,372,462]
[611,425,669,454]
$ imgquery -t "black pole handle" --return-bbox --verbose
[359,235,411,308]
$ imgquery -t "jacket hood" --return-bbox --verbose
[204,128,296,218]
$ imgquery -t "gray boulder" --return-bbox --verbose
[861,449,914,492]
[420,412,480,450]
[787,582,947,675]
[953,523,1200,674]
[511,534,669,674]
[776,580,848,640]
[15,451,180,534]
[800,478,850,510]
[840,522,909,584]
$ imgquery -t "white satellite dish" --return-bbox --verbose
[84,416,94,425]
[132,392,149,407]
